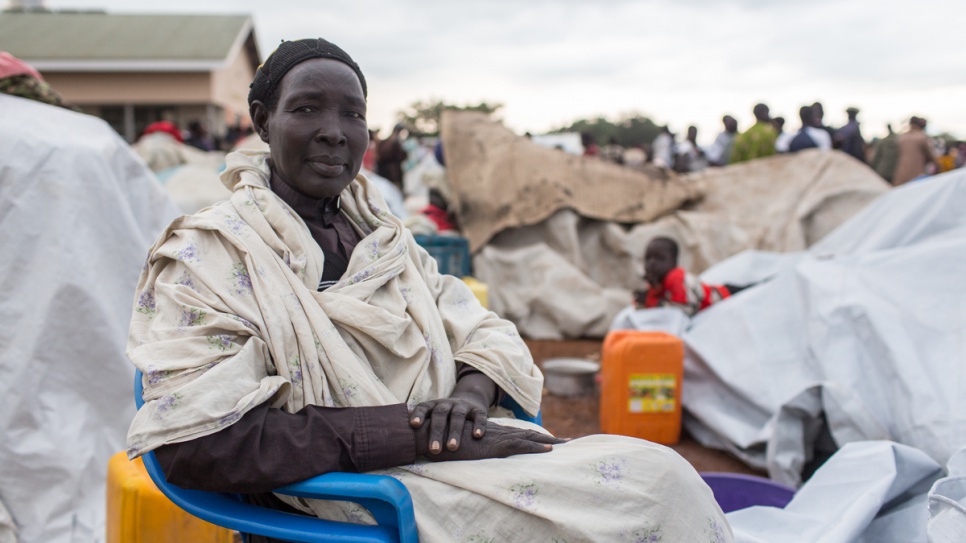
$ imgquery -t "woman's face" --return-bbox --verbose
[253,58,368,199]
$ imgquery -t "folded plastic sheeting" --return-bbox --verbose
[928,450,966,543]
[609,306,690,337]
[0,95,180,543]
[727,441,956,543]
[682,172,966,489]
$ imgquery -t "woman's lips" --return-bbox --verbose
[307,158,345,177]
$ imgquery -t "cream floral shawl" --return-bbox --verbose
[126,150,542,456]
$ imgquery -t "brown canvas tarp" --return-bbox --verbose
[440,110,701,251]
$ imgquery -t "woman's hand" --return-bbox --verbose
[414,419,565,462]
[409,371,497,454]
[410,397,487,454]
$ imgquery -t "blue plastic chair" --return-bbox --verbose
[699,472,796,513]
[134,369,540,542]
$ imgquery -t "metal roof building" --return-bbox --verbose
[0,10,261,142]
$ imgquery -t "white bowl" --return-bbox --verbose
[542,358,600,397]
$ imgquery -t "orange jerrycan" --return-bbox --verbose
[600,330,684,444]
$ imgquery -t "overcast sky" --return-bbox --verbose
[46,0,966,144]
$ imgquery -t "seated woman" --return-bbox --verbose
[126,38,732,543]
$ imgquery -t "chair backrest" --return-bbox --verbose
[699,472,796,513]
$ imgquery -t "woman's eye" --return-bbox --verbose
[346,111,365,120]
[293,106,314,113]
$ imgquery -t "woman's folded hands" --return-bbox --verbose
[409,372,563,461]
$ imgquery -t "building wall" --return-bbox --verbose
[211,47,257,129]
[42,72,229,142]
[43,72,211,104]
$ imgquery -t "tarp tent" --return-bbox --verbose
[0,94,180,543]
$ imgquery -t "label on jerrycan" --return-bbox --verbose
[628,373,677,413]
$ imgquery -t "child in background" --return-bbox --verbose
[420,188,459,234]
[633,237,747,317]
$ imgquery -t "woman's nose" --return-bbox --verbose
[314,120,346,146]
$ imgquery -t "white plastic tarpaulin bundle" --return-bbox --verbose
[726,441,965,543]
[683,170,966,487]
[0,95,180,543]
[608,170,966,541]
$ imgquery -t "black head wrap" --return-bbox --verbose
[248,38,367,109]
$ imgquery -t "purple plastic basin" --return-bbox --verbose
[700,472,796,513]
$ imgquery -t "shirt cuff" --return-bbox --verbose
[355,403,416,472]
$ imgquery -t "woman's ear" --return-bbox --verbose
[250,100,270,143]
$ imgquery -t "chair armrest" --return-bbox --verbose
[276,472,418,543]
[141,451,410,543]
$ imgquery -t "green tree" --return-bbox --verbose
[396,99,503,136]
[550,113,662,148]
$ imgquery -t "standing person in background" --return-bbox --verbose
[893,117,938,186]
[184,120,216,152]
[401,133,423,173]
[836,107,867,163]
[729,103,777,163]
[651,125,674,169]
[363,128,379,172]
[771,116,786,143]
[778,105,832,153]
[705,115,738,167]
[870,124,900,182]
[376,122,408,191]
[935,141,958,174]
[581,132,600,158]
[811,101,836,145]
[673,125,707,173]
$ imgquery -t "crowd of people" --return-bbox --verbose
[587,101,966,186]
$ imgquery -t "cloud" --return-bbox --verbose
[44,0,966,137]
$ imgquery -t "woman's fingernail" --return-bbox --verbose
[448,438,458,449]
[474,429,483,437]
[544,444,553,450]
[431,440,441,453]
[411,417,420,425]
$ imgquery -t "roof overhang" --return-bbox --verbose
[28,59,226,72]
